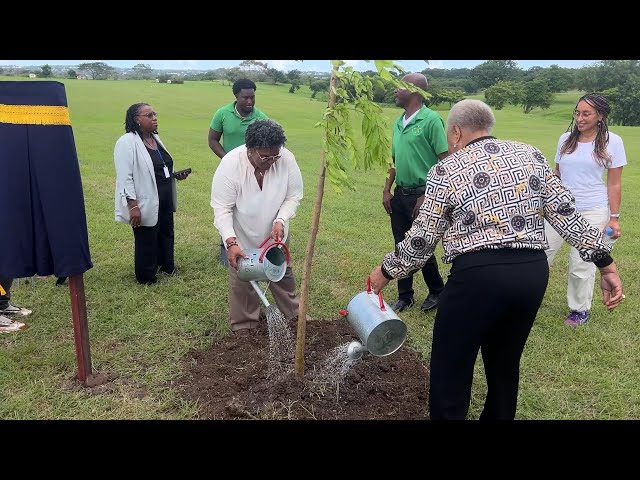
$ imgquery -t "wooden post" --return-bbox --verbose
[68,274,92,382]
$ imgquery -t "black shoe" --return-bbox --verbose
[391,298,414,312]
[420,293,440,312]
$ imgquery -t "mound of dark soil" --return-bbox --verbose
[174,318,430,420]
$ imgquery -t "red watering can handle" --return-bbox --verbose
[366,276,386,311]
[258,240,291,266]
[258,236,272,248]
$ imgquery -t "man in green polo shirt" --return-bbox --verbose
[382,72,449,313]
[208,78,269,265]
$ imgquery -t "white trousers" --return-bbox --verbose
[545,207,610,312]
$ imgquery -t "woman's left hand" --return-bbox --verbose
[369,266,390,294]
[605,219,621,239]
[271,223,285,242]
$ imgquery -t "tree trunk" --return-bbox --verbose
[294,67,338,376]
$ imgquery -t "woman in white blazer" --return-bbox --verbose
[114,103,190,284]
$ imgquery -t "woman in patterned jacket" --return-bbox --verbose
[368,99,624,420]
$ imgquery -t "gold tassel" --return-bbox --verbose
[0,104,71,125]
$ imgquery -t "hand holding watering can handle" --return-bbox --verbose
[366,277,386,311]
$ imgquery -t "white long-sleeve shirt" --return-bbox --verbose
[210,145,304,250]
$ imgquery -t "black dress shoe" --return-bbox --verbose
[421,293,440,311]
[391,298,414,312]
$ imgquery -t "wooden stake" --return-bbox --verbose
[68,274,92,382]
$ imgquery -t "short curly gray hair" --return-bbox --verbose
[446,99,495,133]
[245,119,287,149]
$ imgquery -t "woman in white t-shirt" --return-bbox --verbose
[545,93,626,327]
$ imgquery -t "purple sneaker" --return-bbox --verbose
[564,310,590,327]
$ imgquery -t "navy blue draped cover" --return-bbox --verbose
[0,81,92,278]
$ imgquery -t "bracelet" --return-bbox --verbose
[273,218,285,226]
[610,213,620,219]
[594,254,614,269]
[226,242,238,248]
[129,205,139,211]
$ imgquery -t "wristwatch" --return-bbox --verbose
[610,213,620,219]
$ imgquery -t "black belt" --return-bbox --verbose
[396,185,426,195]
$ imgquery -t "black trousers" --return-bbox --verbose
[428,251,549,420]
[390,189,444,301]
[0,277,13,308]
[132,206,175,284]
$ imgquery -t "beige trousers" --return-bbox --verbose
[545,207,610,312]
[228,265,299,331]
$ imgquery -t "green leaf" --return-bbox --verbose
[320,61,395,188]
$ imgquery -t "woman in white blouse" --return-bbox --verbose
[211,119,304,335]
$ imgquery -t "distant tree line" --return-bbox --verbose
[471,60,640,125]
[4,60,640,125]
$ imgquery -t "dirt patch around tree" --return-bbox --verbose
[173,318,430,420]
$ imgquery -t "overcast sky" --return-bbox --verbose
[0,60,600,72]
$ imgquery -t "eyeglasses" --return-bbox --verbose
[254,147,282,162]
[573,110,595,119]
[137,112,158,119]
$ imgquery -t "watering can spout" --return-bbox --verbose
[346,341,367,360]
[250,281,271,307]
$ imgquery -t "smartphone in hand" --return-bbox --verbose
[173,168,192,179]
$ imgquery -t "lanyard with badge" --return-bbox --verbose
[148,141,170,178]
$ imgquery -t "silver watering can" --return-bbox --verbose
[342,277,407,360]
[236,236,290,308]
[237,236,290,283]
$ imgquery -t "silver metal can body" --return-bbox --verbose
[345,291,407,356]
[236,246,287,282]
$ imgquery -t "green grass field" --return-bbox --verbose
[1,77,638,419]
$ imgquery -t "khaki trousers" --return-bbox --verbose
[228,265,299,331]
[545,207,610,312]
